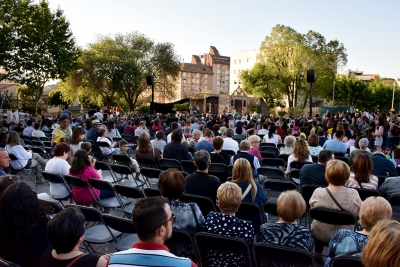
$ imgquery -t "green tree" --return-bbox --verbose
[48,90,71,106]
[0,0,79,114]
[367,79,400,111]
[249,24,347,107]
[328,75,368,109]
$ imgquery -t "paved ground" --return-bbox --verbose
[27,170,328,266]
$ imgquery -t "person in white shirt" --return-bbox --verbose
[134,121,149,137]
[97,129,118,155]
[94,108,104,121]
[44,143,73,203]
[106,120,121,139]
[257,122,269,135]
[262,126,282,147]
[31,122,47,138]
[167,122,186,143]
[151,131,167,154]
[222,129,239,153]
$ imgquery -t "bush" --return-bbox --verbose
[135,105,150,114]
[248,104,261,114]
[173,102,190,112]
[278,110,287,117]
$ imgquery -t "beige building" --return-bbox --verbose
[229,49,258,93]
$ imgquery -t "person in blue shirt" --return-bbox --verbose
[195,130,214,153]
[322,129,347,155]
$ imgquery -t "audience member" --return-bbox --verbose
[248,135,262,162]
[32,122,46,138]
[70,127,85,157]
[348,138,373,165]
[97,128,119,155]
[308,133,323,156]
[52,114,72,145]
[0,148,10,175]
[299,149,333,188]
[222,128,239,153]
[135,132,162,168]
[115,140,140,172]
[195,129,214,153]
[210,136,230,165]
[84,119,102,143]
[163,129,191,162]
[185,150,220,202]
[150,130,166,154]
[345,153,379,190]
[322,129,347,154]
[231,140,260,176]
[286,139,312,176]
[108,198,196,267]
[372,151,397,177]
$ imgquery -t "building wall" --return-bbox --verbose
[229,49,258,93]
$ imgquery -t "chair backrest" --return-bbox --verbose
[253,243,315,267]
[260,143,276,148]
[335,156,349,165]
[377,175,387,188]
[114,184,145,199]
[263,202,278,216]
[165,229,198,261]
[159,158,183,171]
[311,155,318,163]
[136,157,159,169]
[278,154,289,163]
[76,205,103,222]
[112,154,132,164]
[97,141,111,148]
[309,208,357,230]
[236,202,265,232]
[329,255,364,267]
[40,200,63,214]
[42,171,66,185]
[261,158,285,168]
[144,187,161,197]
[301,184,320,209]
[257,167,285,180]
[141,167,162,179]
[333,152,345,157]
[209,163,229,183]
[39,136,50,141]
[388,195,400,207]
[289,161,312,170]
[277,143,285,150]
[64,175,87,188]
[180,194,216,217]
[181,160,197,174]
[94,160,111,171]
[110,164,133,175]
[31,140,44,147]
[263,180,297,194]
[88,178,114,192]
[354,188,380,201]
[101,213,137,234]
[261,152,276,159]
[121,133,134,143]
[221,149,235,156]
[194,232,253,267]
[260,146,279,156]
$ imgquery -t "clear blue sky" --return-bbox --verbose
[47,0,400,78]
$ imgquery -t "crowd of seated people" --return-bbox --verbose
[1,108,400,266]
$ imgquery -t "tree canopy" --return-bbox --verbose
[240,24,347,108]
[0,0,79,113]
[61,32,181,111]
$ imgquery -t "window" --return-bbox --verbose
[234,70,237,74]
[239,59,242,63]
[217,69,220,74]
[183,85,186,89]
[217,64,221,68]
[217,75,220,80]
[231,100,234,106]
[205,86,208,89]
[234,80,237,84]
[183,80,186,84]
[247,58,252,63]
[182,73,186,77]
[225,70,229,74]
[243,100,247,107]
[217,81,220,85]
[234,59,237,64]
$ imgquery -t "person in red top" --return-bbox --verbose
[151,118,163,131]
[123,120,135,135]
[108,197,196,267]
[275,121,285,138]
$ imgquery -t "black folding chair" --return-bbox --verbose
[96,141,114,162]
[261,158,285,168]
[260,143,276,148]
[94,160,122,184]
[333,152,345,157]
[209,163,229,183]
[64,175,98,205]
[136,156,159,169]
[41,171,71,207]
[194,232,253,267]
[353,188,380,201]
[159,158,183,171]
[39,136,50,142]
[165,229,198,262]
[121,133,135,143]
[40,199,64,214]
[31,146,50,159]
[181,160,197,174]
[253,243,315,267]
[109,164,145,189]
[257,167,285,180]
[377,175,387,188]
[88,178,131,211]
[144,187,161,197]
[388,195,400,221]
[236,202,266,232]
[8,153,36,185]
[263,180,297,202]
[180,193,216,217]
[114,184,145,217]
[263,202,278,216]
[101,214,140,251]
[311,155,318,163]
[140,167,162,187]
[335,156,349,165]
[0,257,21,267]
[261,151,277,159]
[329,255,364,267]
[289,161,312,170]
[278,154,289,166]
[260,146,279,157]
[221,149,235,156]
[301,184,320,227]
[309,208,357,254]
[77,205,122,254]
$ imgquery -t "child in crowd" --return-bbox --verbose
[80,142,95,167]
[115,140,140,173]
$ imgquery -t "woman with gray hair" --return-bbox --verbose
[348,137,373,165]
[281,135,295,155]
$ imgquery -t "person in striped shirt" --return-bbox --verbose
[108,197,196,267]
[345,153,379,190]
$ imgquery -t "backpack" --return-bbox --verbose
[391,122,400,136]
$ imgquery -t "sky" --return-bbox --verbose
[46,0,400,79]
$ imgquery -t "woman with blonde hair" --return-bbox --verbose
[135,132,162,168]
[203,182,254,267]
[361,219,400,267]
[310,159,362,252]
[285,139,312,176]
[232,158,266,208]
[325,196,392,267]
[257,190,311,251]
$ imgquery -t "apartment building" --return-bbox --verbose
[229,49,258,93]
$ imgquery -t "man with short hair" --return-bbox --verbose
[61,105,72,119]
[108,197,196,267]
[116,120,125,135]
[31,122,46,138]
[322,130,347,154]
[134,121,149,136]
[195,130,214,153]
[299,149,334,187]
[222,128,239,153]
[94,108,103,121]
[0,148,11,175]
[348,138,373,165]
[185,150,221,202]
[317,128,328,147]
[231,140,260,175]
[22,120,34,136]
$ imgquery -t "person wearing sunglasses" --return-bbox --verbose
[108,197,196,267]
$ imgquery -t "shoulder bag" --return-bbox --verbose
[325,187,346,211]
